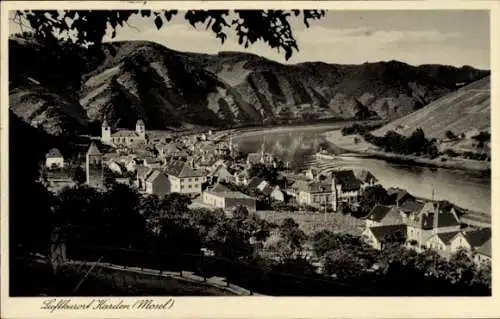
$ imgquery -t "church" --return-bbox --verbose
[101,119,147,147]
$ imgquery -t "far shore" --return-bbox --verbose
[324,130,491,173]
[223,119,386,139]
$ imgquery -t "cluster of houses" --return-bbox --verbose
[42,119,491,268]
[361,187,491,267]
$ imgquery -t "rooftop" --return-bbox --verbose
[332,170,362,192]
[437,231,461,245]
[87,143,101,156]
[368,224,407,242]
[366,204,397,222]
[146,170,167,183]
[112,130,142,138]
[46,148,63,158]
[464,228,491,248]
[165,160,204,178]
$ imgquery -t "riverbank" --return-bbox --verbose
[222,120,386,139]
[324,130,490,173]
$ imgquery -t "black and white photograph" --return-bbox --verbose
[1,0,497,316]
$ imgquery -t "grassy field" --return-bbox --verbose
[256,210,365,236]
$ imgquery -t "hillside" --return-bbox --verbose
[371,76,490,140]
[8,36,490,136]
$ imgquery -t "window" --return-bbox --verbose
[188,185,192,188]
[189,178,192,182]
[195,178,199,182]
[181,185,184,189]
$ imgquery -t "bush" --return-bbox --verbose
[341,123,382,136]
[364,128,439,158]
[445,130,457,140]
[444,149,459,158]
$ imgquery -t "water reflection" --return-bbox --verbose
[233,127,491,214]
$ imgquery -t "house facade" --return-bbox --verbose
[297,181,333,208]
[331,170,363,211]
[46,148,65,169]
[165,160,205,194]
[208,164,234,184]
[202,184,257,211]
[406,202,461,249]
[362,224,407,250]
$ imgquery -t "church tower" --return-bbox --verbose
[86,142,104,188]
[135,119,146,140]
[101,118,112,145]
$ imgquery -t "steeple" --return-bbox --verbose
[101,117,112,144]
[86,142,104,188]
[136,118,146,139]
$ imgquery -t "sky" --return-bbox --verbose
[9,10,490,69]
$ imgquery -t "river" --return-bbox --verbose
[232,125,491,214]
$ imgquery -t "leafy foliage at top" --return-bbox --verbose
[14,9,326,60]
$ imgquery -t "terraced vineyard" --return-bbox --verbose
[371,76,490,140]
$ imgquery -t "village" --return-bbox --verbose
[41,119,491,271]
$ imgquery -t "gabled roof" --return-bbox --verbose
[368,224,407,242]
[331,170,361,191]
[209,165,231,177]
[436,231,461,245]
[46,148,63,158]
[366,204,396,222]
[247,177,265,190]
[165,160,204,178]
[356,170,378,184]
[387,187,414,203]
[475,238,491,257]
[464,228,491,248]
[262,185,275,196]
[305,181,331,194]
[87,143,101,156]
[209,183,231,193]
[421,211,460,229]
[146,170,167,183]
[399,200,426,214]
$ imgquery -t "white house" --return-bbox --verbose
[362,224,407,250]
[165,159,205,195]
[208,164,234,184]
[202,184,257,211]
[424,231,461,255]
[406,202,461,250]
[448,228,491,257]
[45,148,65,169]
[296,181,332,208]
[331,170,363,211]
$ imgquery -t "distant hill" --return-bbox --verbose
[8,35,490,136]
[371,76,490,140]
